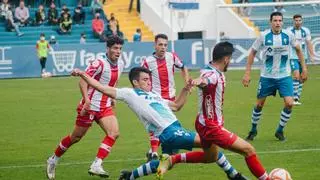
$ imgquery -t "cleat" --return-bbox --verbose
[245,131,257,141]
[275,131,286,141]
[146,152,159,162]
[156,154,172,180]
[46,157,56,180]
[118,170,132,180]
[228,173,249,180]
[88,164,109,178]
[293,101,302,106]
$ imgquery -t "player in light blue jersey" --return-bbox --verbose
[287,14,315,105]
[242,12,308,141]
[71,67,248,180]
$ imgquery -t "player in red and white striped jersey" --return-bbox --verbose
[46,36,125,180]
[141,34,189,161]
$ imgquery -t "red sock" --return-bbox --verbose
[149,133,160,153]
[245,154,269,180]
[54,135,72,157]
[96,135,116,159]
[171,151,206,165]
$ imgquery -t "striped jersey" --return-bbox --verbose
[116,88,177,136]
[251,29,298,78]
[141,52,184,100]
[80,54,124,111]
[287,26,311,59]
[197,64,225,127]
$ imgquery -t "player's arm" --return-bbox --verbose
[306,39,315,63]
[72,69,117,99]
[180,66,190,85]
[295,45,308,82]
[242,49,257,87]
[168,79,193,112]
[173,52,189,84]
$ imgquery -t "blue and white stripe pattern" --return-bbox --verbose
[216,152,238,178]
[130,160,159,179]
[279,108,292,128]
[293,79,300,101]
[251,107,262,125]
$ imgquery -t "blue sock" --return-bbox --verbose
[130,160,159,179]
[216,152,238,178]
[251,106,262,132]
[293,79,300,101]
[277,108,292,133]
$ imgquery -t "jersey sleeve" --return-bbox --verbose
[200,70,218,85]
[172,52,184,69]
[251,34,263,52]
[115,88,134,101]
[305,28,312,41]
[85,59,103,77]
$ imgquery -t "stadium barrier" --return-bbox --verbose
[0,38,319,78]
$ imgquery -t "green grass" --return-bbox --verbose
[0,66,320,180]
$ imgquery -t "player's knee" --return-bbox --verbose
[243,144,256,157]
[109,131,120,139]
[70,135,83,144]
[256,103,264,109]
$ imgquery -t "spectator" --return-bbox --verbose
[36,33,50,75]
[273,0,286,12]
[80,33,86,44]
[15,0,29,26]
[49,35,57,45]
[109,13,119,24]
[219,31,229,41]
[35,4,45,25]
[109,16,118,35]
[58,12,72,34]
[48,2,58,25]
[92,12,104,39]
[4,4,23,36]
[0,0,10,21]
[91,0,102,14]
[238,0,251,16]
[73,3,85,25]
[59,4,70,20]
[133,28,141,42]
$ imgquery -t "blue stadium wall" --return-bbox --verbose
[0,38,319,79]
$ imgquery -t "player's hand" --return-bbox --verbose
[192,77,204,86]
[301,69,308,83]
[80,100,90,116]
[242,73,251,87]
[183,78,194,93]
[71,68,83,76]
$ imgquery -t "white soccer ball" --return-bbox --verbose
[269,168,292,180]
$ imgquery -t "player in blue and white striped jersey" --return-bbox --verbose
[242,12,308,141]
[287,14,315,105]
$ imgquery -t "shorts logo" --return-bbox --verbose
[174,130,190,137]
[89,114,94,120]
[205,95,214,119]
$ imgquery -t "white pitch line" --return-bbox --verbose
[0,148,319,170]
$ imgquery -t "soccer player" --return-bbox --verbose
[141,33,189,160]
[287,14,315,105]
[243,12,308,141]
[157,41,270,180]
[71,67,247,180]
[46,35,124,180]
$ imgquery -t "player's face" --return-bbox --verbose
[270,15,283,33]
[135,72,152,91]
[155,38,168,58]
[107,44,122,62]
[223,56,231,72]
[294,17,302,29]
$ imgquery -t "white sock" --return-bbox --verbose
[92,157,103,166]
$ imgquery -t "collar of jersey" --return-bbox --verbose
[270,29,282,35]
[152,52,165,60]
[206,63,222,74]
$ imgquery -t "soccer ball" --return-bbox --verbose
[269,168,292,180]
[41,72,52,78]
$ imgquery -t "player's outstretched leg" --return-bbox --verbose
[119,160,160,180]
[246,106,262,141]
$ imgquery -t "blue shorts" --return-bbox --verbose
[257,76,293,98]
[290,59,302,73]
[159,121,196,155]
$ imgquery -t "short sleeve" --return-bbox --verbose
[85,59,103,77]
[251,35,263,52]
[115,88,133,101]
[200,70,218,85]
[172,52,184,69]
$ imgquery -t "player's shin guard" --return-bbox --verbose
[149,133,160,153]
[277,108,292,133]
[130,160,159,179]
[216,152,238,178]
[171,151,205,165]
[293,79,300,101]
[96,135,116,160]
[250,106,262,132]
[54,135,72,157]
[245,154,269,180]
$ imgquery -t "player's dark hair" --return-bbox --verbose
[155,34,168,42]
[293,14,302,19]
[211,41,234,62]
[106,35,124,48]
[129,67,152,86]
[270,12,283,21]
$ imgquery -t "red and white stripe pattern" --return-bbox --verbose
[197,65,225,127]
[141,52,184,100]
[81,57,124,111]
